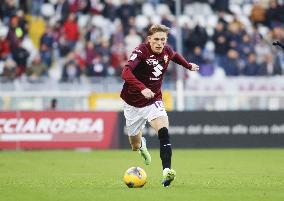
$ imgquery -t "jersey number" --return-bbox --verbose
[154,101,165,111]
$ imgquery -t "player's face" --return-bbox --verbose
[148,32,168,54]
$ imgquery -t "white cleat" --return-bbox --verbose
[138,137,151,165]
[161,168,176,187]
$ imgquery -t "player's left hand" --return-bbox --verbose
[189,63,199,71]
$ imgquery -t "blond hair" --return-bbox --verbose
[147,24,170,36]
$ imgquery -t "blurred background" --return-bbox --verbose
[0,0,284,149]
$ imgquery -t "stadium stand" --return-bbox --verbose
[0,0,284,111]
[0,0,283,83]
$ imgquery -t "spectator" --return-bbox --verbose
[0,0,17,24]
[102,0,117,21]
[54,0,70,24]
[227,18,244,50]
[110,42,127,76]
[188,46,206,67]
[212,21,229,68]
[19,0,28,13]
[211,0,230,13]
[12,40,30,77]
[255,37,271,64]
[217,11,229,28]
[86,56,108,77]
[161,15,172,29]
[250,26,262,46]
[0,59,17,82]
[84,40,97,69]
[250,1,266,26]
[40,26,54,67]
[116,0,136,32]
[181,22,191,57]
[63,13,80,54]
[187,24,208,53]
[51,20,62,49]
[74,49,86,73]
[223,49,241,76]
[167,27,177,51]
[31,0,44,16]
[111,23,125,45]
[125,28,142,57]
[26,54,47,82]
[85,24,104,47]
[237,34,254,61]
[258,53,282,76]
[7,16,24,51]
[242,53,261,76]
[69,0,91,14]
[16,10,28,37]
[96,40,111,71]
[0,0,282,82]
[199,60,215,77]
[61,52,81,82]
[271,27,284,43]
[265,0,284,28]
[0,28,10,60]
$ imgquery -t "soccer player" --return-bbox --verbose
[120,24,199,187]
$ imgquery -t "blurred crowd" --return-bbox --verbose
[0,0,284,83]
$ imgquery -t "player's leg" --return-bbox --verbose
[129,131,142,151]
[150,116,176,187]
[149,116,170,169]
[129,131,151,165]
[123,102,151,165]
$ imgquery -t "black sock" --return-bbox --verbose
[158,127,172,170]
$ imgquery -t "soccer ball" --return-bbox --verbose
[123,167,147,188]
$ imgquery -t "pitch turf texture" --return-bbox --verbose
[1,149,283,201]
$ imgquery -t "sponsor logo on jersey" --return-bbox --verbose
[146,58,164,78]
[164,55,168,63]
[152,64,163,77]
[150,77,160,80]
[146,58,159,66]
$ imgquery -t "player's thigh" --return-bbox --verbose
[149,116,169,133]
[123,102,147,136]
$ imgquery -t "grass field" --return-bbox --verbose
[0,149,284,201]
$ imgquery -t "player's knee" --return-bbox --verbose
[158,127,170,144]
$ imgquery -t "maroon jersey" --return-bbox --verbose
[120,42,192,107]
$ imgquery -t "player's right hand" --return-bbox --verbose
[141,88,155,99]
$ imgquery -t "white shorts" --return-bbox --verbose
[123,101,168,136]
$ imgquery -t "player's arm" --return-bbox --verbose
[121,49,155,99]
[171,52,199,71]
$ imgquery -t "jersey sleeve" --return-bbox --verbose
[166,45,192,70]
[166,45,176,60]
[121,46,147,91]
[172,53,192,70]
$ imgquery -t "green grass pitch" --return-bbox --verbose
[0,149,284,201]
